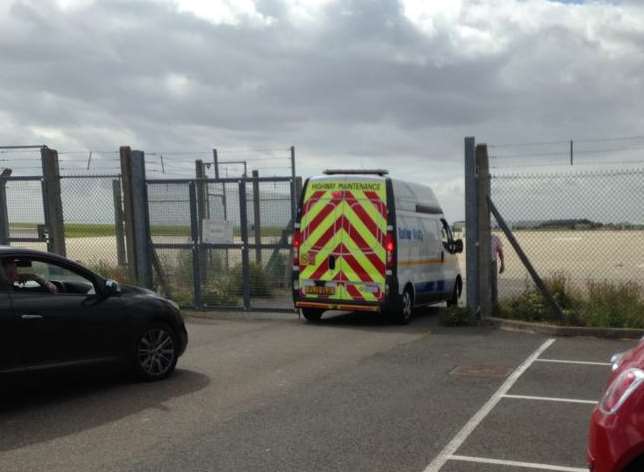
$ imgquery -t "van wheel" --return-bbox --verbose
[394,288,414,325]
[301,309,323,322]
[447,278,461,307]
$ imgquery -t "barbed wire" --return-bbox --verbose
[489,134,644,148]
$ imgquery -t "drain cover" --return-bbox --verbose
[450,364,512,378]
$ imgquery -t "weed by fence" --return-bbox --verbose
[497,273,644,329]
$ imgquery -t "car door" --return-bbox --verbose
[0,286,19,372]
[10,257,126,368]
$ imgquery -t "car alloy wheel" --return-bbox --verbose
[137,327,176,379]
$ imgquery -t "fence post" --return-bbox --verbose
[40,147,66,256]
[112,179,126,266]
[290,146,297,221]
[0,175,9,245]
[120,147,152,288]
[120,147,137,282]
[464,137,478,312]
[239,180,251,310]
[489,198,564,320]
[189,182,202,308]
[252,170,262,265]
[195,160,208,282]
[476,144,492,317]
[295,176,303,203]
[213,148,229,270]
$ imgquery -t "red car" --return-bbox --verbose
[588,338,644,471]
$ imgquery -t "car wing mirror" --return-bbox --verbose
[104,279,121,297]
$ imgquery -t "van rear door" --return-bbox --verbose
[338,186,387,303]
[298,179,388,305]
[298,188,344,301]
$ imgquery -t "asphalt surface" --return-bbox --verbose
[0,309,636,472]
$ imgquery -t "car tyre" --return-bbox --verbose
[302,308,323,322]
[133,323,178,381]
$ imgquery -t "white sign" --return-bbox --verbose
[203,219,233,244]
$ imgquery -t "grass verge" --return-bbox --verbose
[497,273,644,329]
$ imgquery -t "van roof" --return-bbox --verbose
[309,174,386,183]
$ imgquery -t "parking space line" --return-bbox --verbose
[422,338,556,472]
[535,358,611,367]
[448,455,587,471]
[502,394,597,405]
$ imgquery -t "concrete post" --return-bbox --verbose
[0,177,9,245]
[189,182,202,308]
[120,147,137,282]
[289,146,297,221]
[40,147,66,256]
[252,170,262,265]
[119,147,152,288]
[213,148,230,271]
[464,137,478,312]
[239,180,251,310]
[112,179,126,266]
[195,160,208,282]
[130,150,153,288]
[476,144,492,317]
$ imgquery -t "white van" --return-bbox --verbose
[292,169,463,323]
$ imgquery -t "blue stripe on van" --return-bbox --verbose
[415,280,447,294]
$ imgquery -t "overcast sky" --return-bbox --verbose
[1,0,643,221]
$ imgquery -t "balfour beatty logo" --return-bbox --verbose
[398,228,424,241]
[310,182,382,191]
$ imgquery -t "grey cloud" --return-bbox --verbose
[1,0,643,221]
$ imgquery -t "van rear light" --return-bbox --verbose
[292,228,302,266]
[293,228,302,249]
[599,368,644,415]
[385,228,395,267]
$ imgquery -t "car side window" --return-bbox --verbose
[9,258,96,296]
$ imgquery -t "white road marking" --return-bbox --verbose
[536,358,611,367]
[502,394,597,405]
[422,338,556,472]
[449,455,588,471]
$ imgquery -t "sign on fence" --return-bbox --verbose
[203,219,233,244]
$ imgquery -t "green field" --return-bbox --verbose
[9,223,286,238]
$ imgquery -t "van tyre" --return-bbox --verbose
[447,278,461,307]
[302,309,323,322]
[392,288,414,325]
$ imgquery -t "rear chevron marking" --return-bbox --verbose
[344,191,386,240]
[346,284,362,300]
[299,182,388,303]
[339,244,374,283]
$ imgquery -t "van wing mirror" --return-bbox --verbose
[453,239,464,254]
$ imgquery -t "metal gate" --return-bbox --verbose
[147,175,299,311]
[0,175,55,252]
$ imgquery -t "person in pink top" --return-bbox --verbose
[490,234,505,307]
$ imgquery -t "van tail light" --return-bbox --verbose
[292,228,301,266]
[599,368,644,415]
[385,227,395,268]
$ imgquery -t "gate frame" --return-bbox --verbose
[146,175,297,312]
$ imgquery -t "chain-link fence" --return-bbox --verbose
[490,168,644,302]
[0,145,299,310]
[147,176,297,310]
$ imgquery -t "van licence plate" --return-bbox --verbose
[304,286,336,296]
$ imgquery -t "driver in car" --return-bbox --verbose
[0,258,58,294]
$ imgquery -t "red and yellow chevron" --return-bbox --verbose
[298,181,387,304]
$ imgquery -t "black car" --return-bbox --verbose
[0,247,188,381]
